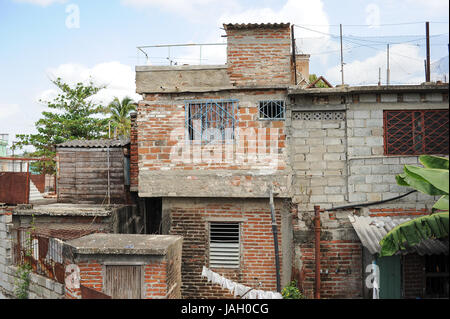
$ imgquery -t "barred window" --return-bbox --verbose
[186,100,238,143]
[384,110,449,155]
[209,222,240,268]
[259,100,285,120]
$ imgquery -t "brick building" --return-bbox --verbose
[133,22,449,299]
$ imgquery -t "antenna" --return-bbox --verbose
[340,24,344,85]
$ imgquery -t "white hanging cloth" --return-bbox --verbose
[201,266,283,299]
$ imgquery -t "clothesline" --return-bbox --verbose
[201,266,283,299]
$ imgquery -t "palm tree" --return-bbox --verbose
[106,96,136,138]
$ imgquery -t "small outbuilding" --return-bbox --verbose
[56,139,131,204]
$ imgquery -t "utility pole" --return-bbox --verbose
[386,44,390,86]
[340,24,344,86]
[425,21,431,82]
[378,67,381,86]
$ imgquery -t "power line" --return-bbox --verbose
[294,21,449,27]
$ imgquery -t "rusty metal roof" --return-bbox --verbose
[348,215,449,256]
[56,138,130,148]
[223,23,290,30]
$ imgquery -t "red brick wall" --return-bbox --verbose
[64,258,180,299]
[298,241,362,299]
[368,208,430,217]
[225,25,292,86]
[165,198,284,299]
[137,90,287,173]
[403,253,425,299]
[130,112,138,190]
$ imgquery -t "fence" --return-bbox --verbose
[0,157,55,205]
[11,226,102,284]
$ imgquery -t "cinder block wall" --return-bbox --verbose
[0,209,64,299]
[224,24,292,87]
[163,197,288,299]
[290,89,448,299]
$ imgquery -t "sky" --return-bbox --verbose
[0,0,449,151]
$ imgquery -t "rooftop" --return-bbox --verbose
[65,233,183,255]
[223,22,290,30]
[12,203,122,216]
[56,138,130,148]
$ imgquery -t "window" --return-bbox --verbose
[259,100,285,120]
[186,100,238,143]
[425,254,449,299]
[209,222,240,268]
[384,110,449,155]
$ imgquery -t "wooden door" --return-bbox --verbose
[104,265,141,299]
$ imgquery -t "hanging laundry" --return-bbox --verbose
[201,266,282,299]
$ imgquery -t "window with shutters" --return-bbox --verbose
[259,100,285,120]
[383,110,449,155]
[209,222,240,268]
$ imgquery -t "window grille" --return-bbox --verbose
[259,100,285,120]
[384,110,449,155]
[209,222,240,268]
[185,100,238,143]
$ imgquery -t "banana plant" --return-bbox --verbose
[379,155,449,257]
[396,155,449,212]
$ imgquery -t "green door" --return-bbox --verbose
[377,255,402,299]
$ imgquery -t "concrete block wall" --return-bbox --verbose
[346,93,448,205]
[290,111,347,212]
[0,209,64,299]
[162,197,290,299]
[224,24,292,87]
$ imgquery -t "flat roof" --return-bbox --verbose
[65,233,183,255]
[12,203,121,217]
[288,83,449,95]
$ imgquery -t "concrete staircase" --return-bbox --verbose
[29,180,44,202]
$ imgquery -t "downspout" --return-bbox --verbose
[26,161,30,204]
[269,186,281,292]
[291,24,297,85]
[314,205,321,299]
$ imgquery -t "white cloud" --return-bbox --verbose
[0,103,20,120]
[405,0,449,12]
[325,43,425,86]
[42,61,141,105]
[13,0,67,6]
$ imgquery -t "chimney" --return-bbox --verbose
[295,54,310,85]
[223,23,292,87]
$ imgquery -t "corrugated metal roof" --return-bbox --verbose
[223,23,290,30]
[349,215,449,256]
[56,138,130,148]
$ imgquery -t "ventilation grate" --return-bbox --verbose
[209,222,240,268]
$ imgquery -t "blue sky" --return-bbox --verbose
[0,0,448,151]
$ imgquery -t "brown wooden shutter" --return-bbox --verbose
[104,265,141,299]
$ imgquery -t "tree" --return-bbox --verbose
[105,96,136,138]
[14,78,109,174]
[308,74,330,88]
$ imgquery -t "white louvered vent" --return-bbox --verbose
[209,222,240,268]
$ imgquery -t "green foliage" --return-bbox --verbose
[281,280,306,299]
[308,74,329,88]
[14,263,31,299]
[14,78,109,174]
[379,212,449,257]
[104,96,136,138]
[396,155,449,212]
[14,215,35,299]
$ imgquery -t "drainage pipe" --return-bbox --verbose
[269,186,281,292]
[314,205,321,299]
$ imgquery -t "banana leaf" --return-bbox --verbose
[379,212,449,257]
[419,155,449,169]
